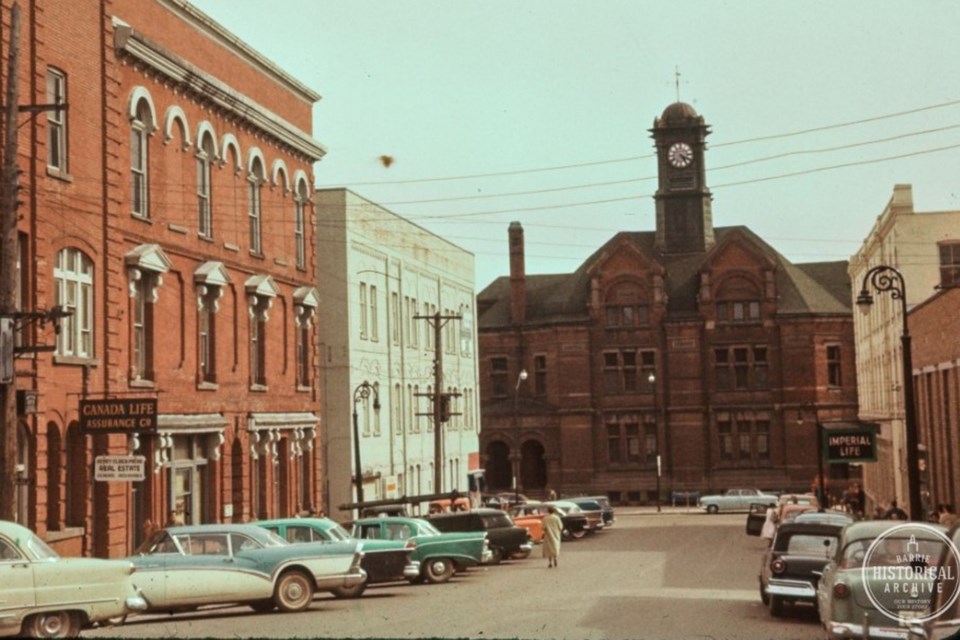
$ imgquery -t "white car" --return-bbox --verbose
[0,520,147,638]
[699,488,778,514]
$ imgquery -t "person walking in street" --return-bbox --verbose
[760,505,778,546]
[542,505,563,568]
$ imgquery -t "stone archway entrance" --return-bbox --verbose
[484,440,511,491]
[520,439,547,493]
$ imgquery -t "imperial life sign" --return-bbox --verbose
[824,426,878,463]
[80,398,157,433]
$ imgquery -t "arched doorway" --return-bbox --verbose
[484,440,511,491]
[520,440,547,492]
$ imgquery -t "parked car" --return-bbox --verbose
[127,524,365,614]
[792,510,855,527]
[566,496,615,528]
[700,489,779,514]
[426,508,532,564]
[256,517,419,598]
[905,522,960,640]
[549,500,604,534]
[510,502,588,540]
[0,520,147,638]
[360,504,409,518]
[428,497,471,514]
[817,520,949,639]
[483,492,530,509]
[758,521,843,617]
[352,516,491,583]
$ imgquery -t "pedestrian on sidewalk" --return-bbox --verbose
[542,505,563,568]
[760,505,778,545]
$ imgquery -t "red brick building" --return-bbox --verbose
[8,0,324,557]
[477,103,860,503]
[909,286,960,513]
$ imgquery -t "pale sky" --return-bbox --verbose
[190,0,960,290]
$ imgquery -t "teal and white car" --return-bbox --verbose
[352,516,490,584]
[0,519,146,638]
[127,524,364,614]
[257,517,420,598]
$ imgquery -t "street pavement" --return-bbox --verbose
[87,511,826,640]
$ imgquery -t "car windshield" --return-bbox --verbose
[325,524,352,541]
[23,532,59,560]
[782,534,838,557]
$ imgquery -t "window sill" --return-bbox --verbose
[199,234,215,243]
[46,167,73,183]
[129,378,156,389]
[197,381,219,391]
[45,526,84,543]
[131,214,153,224]
[53,355,100,367]
[296,385,312,393]
[249,383,268,392]
[249,251,265,260]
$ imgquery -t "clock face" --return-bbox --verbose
[668,142,693,168]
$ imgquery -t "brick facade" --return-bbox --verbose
[477,103,860,504]
[9,0,324,557]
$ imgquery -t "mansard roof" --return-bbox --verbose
[477,225,851,330]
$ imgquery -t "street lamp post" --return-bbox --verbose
[513,369,527,504]
[856,265,922,521]
[797,407,826,513]
[648,372,661,513]
[352,380,380,507]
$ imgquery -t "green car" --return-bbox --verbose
[128,524,364,614]
[257,517,419,598]
[352,516,491,584]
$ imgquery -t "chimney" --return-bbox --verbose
[508,222,526,324]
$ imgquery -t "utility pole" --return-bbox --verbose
[414,310,461,494]
[0,2,23,523]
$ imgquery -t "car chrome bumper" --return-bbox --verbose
[519,543,533,552]
[766,579,816,599]
[825,621,910,639]
[125,595,148,612]
[316,569,366,591]
[403,561,421,579]
[481,549,493,564]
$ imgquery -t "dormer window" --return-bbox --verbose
[604,282,650,328]
[715,275,762,324]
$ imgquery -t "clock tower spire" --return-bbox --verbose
[650,102,714,254]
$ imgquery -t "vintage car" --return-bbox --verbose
[700,488,779,514]
[549,500,604,534]
[352,516,490,583]
[0,520,147,638]
[256,517,419,598]
[426,508,532,564]
[565,497,615,528]
[905,522,960,640]
[792,510,855,527]
[757,521,843,617]
[510,503,588,541]
[816,520,949,639]
[427,497,472,514]
[127,524,365,613]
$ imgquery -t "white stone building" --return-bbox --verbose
[314,189,480,519]
[850,184,960,515]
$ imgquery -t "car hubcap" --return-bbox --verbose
[39,614,65,636]
[431,560,445,574]
[285,581,305,602]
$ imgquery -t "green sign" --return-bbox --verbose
[823,425,878,463]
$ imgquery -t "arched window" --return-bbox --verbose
[54,247,94,359]
[248,158,265,254]
[197,132,215,238]
[131,99,153,218]
[294,180,309,270]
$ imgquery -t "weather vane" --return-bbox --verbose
[675,66,681,102]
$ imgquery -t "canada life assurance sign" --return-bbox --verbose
[79,398,157,434]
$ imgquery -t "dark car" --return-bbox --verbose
[568,496,615,528]
[759,521,843,617]
[426,508,532,564]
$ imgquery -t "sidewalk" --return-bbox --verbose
[618,504,704,516]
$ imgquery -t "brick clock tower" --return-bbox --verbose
[651,102,715,254]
